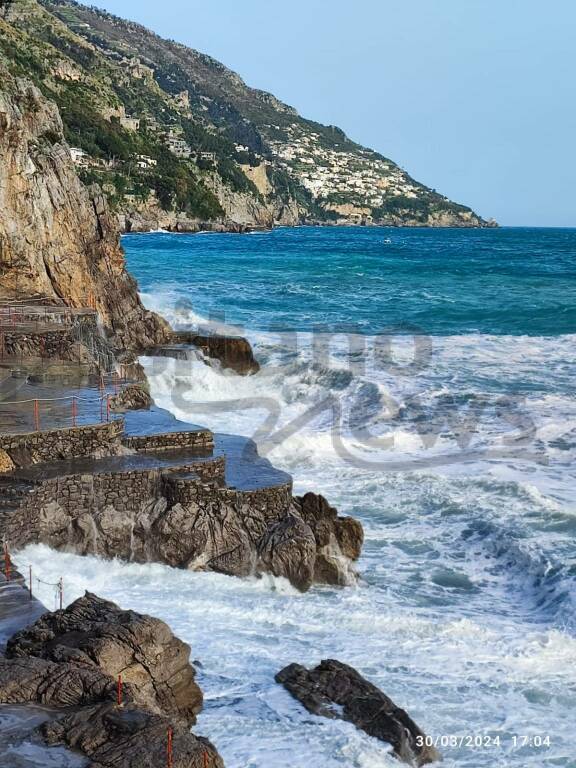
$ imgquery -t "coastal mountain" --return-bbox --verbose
[0,0,494,230]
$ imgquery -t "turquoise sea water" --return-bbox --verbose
[26,227,576,767]
[126,226,576,335]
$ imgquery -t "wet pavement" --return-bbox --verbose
[0,573,85,767]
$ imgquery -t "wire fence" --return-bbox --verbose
[0,394,111,430]
[1,545,63,609]
[0,543,214,767]
[0,368,132,431]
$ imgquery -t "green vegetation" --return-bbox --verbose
[0,0,486,227]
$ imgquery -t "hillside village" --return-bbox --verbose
[270,126,431,223]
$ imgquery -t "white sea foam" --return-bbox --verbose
[14,294,576,766]
[18,544,576,767]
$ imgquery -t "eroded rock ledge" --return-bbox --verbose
[147,331,261,375]
[276,659,441,766]
[2,450,363,592]
[0,591,223,767]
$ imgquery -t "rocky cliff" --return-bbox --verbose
[0,65,170,350]
[0,0,494,229]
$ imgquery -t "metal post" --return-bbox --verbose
[167,728,173,768]
[29,565,32,600]
[58,578,63,610]
[3,544,10,582]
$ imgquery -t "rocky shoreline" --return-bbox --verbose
[0,65,441,765]
[0,575,440,767]
[120,214,497,235]
[0,576,224,767]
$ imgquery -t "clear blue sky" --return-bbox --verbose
[91,0,575,226]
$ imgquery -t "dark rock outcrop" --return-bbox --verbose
[296,492,364,585]
[42,702,223,768]
[0,654,118,707]
[276,659,441,766]
[6,592,202,723]
[258,512,317,591]
[5,460,362,590]
[109,383,153,411]
[0,590,223,767]
[172,332,260,375]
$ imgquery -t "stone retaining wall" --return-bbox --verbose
[2,328,75,360]
[0,419,125,467]
[3,457,299,574]
[163,473,292,511]
[3,453,360,592]
[4,456,226,549]
[123,430,213,453]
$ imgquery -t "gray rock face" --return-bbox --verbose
[0,590,223,767]
[258,512,317,591]
[0,655,117,708]
[296,492,364,585]
[6,592,202,724]
[276,659,441,766]
[41,702,223,768]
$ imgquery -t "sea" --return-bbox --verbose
[22,227,576,767]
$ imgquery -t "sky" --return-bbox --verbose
[90,0,576,227]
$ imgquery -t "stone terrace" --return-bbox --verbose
[0,298,360,593]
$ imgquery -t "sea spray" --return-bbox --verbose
[22,227,576,767]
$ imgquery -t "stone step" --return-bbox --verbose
[0,485,31,497]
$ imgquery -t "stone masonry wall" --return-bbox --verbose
[123,430,213,453]
[4,457,227,549]
[3,454,361,591]
[0,419,125,467]
[163,474,292,512]
[2,328,78,360]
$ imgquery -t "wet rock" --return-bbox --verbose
[295,493,364,586]
[6,592,202,724]
[41,702,224,768]
[276,659,441,766]
[0,591,225,766]
[173,332,260,375]
[0,656,117,707]
[257,513,317,591]
[109,383,153,411]
[6,467,363,592]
